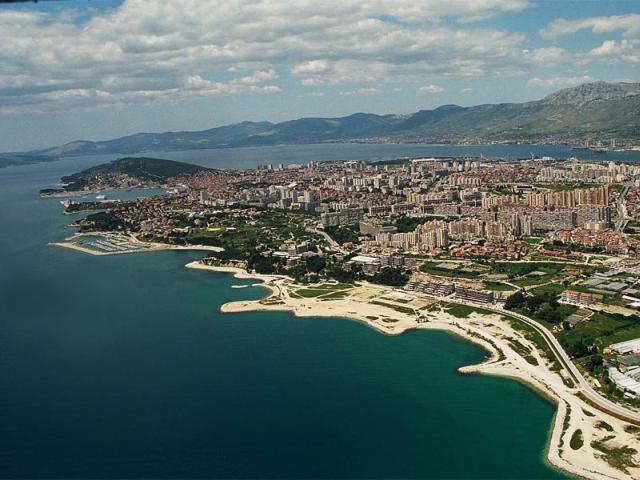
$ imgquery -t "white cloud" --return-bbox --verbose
[291,60,331,75]
[526,75,593,89]
[525,46,570,66]
[339,87,381,95]
[540,14,640,39]
[587,39,638,62]
[460,87,473,93]
[419,84,444,93]
[0,0,531,114]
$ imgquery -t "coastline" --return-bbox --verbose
[187,260,640,480]
[50,232,224,256]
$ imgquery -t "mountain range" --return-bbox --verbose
[3,81,639,167]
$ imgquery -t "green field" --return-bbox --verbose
[558,312,640,351]
[484,282,515,292]
[444,304,496,319]
[370,300,416,316]
[294,283,353,299]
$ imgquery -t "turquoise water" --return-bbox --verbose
[0,147,569,478]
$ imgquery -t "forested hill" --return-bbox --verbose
[72,157,212,181]
[40,157,212,195]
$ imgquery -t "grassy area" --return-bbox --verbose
[294,283,353,299]
[596,421,614,432]
[557,311,640,352]
[319,290,349,300]
[420,302,442,312]
[491,261,565,277]
[296,288,328,298]
[502,315,562,371]
[507,337,539,366]
[420,262,484,279]
[591,437,638,473]
[445,304,495,319]
[370,300,416,316]
[512,274,557,287]
[570,429,584,450]
[529,283,566,296]
[521,236,544,245]
[484,282,515,292]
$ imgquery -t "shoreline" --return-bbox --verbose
[187,260,640,480]
[50,232,224,257]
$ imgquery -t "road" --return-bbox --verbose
[615,183,632,233]
[487,305,640,422]
[407,290,640,423]
[307,227,346,253]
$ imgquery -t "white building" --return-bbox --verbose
[609,338,640,355]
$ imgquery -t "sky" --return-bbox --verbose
[0,0,639,152]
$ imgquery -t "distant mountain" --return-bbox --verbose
[40,157,212,195]
[540,81,640,106]
[7,81,640,165]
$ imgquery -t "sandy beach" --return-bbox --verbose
[187,260,640,480]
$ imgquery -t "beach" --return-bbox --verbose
[187,260,640,480]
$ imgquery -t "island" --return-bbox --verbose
[46,154,640,480]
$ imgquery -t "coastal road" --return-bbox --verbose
[408,291,640,423]
[484,305,640,422]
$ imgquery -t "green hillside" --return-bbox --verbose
[74,157,211,181]
[41,157,212,194]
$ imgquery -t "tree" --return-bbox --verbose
[588,354,603,373]
[371,267,409,287]
[537,302,560,323]
[505,291,526,310]
[306,255,326,274]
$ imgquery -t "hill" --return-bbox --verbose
[13,81,640,163]
[40,157,212,194]
[75,157,211,180]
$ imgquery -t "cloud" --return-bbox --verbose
[460,87,473,93]
[0,0,531,114]
[540,14,640,39]
[291,60,331,75]
[339,87,381,95]
[526,76,593,89]
[419,84,444,93]
[524,46,570,66]
[586,39,640,63]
